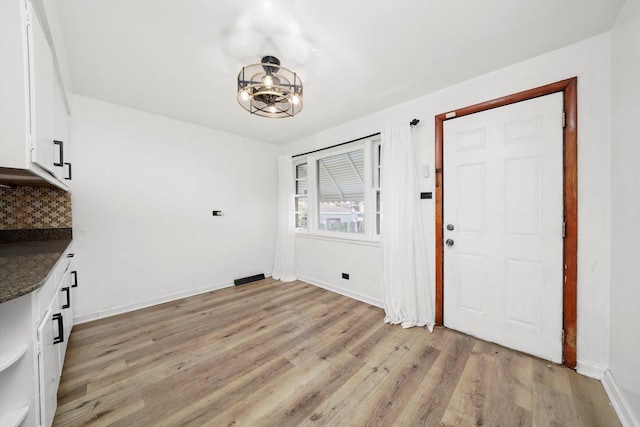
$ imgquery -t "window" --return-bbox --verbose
[294,162,308,230]
[294,138,380,240]
[318,150,365,234]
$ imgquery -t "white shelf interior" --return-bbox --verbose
[0,405,29,427]
[0,344,28,374]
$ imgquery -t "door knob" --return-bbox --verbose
[445,239,454,247]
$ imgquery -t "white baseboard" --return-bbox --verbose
[297,274,383,308]
[602,369,640,427]
[74,280,235,324]
[576,360,607,379]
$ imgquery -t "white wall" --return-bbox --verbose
[286,33,612,375]
[608,2,640,425]
[296,236,383,307]
[70,96,279,322]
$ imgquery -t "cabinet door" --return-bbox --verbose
[65,263,77,340]
[36,305,62,427]
[29,4,59,178]
[54,83,71,181]
[57,280,71,373]
[57,265,75,373]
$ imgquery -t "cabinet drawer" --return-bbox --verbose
[34,249,72,323]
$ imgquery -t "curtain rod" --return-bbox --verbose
[292,119,420,158]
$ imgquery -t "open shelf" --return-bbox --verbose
[0,344,28,374]
[0,405,29,427]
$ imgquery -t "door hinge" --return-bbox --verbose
[562,221,566,238]
[562,111,566,128]
[561,329,565,344]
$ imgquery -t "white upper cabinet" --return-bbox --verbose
[54,82,72,181]
[30,6,58,178]
[0,0,71,190]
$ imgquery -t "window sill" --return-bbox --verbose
[295,231,381,247]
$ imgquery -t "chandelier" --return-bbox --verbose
[237,56,303,118]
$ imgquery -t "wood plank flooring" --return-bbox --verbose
[54,278,620,426]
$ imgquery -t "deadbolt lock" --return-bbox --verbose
[446,224,454,231]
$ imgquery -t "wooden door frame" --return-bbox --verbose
[434,77,578,368]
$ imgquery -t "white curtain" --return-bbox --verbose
[381,123,434,331]
[272,155,297,282]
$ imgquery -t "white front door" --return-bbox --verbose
[443,93,564,363]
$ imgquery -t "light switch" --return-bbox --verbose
[422,164,430,178]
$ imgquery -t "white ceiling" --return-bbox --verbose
[53,0,624,145]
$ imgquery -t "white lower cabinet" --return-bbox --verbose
[35,252,76,427]
[36,307,60,427]
[0,245,76,427]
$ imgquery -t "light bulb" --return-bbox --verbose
[291,94,300,105]
[239,90,250,102]
[268,105,277,113]
[263,75,273,87]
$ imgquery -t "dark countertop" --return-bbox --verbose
[0,239,72,303]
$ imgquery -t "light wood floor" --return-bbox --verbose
[54,278,620,426]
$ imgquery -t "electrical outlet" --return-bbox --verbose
[342,273,349,280]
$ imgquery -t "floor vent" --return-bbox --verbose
[234,273,265,286]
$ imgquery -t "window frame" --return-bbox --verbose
[293,137,381,242]
[373,140,382,236]
[293,159,308,231]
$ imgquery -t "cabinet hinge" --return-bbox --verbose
[562,221,566,238]
[562,111,566,128]
[24,4,32,27]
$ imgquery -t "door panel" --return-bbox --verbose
[457,162,486,233]
[457,253,486,313]
[504,258,543,329]
[443,92,564,363]
[505,156,542,237]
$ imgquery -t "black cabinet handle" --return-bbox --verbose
[54,140,64,167]
[61,286,70,309]
[53,313,64,344]
[71,270,78,288]
[64,162,72,180]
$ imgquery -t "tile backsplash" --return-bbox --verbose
[0,186,72,230]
